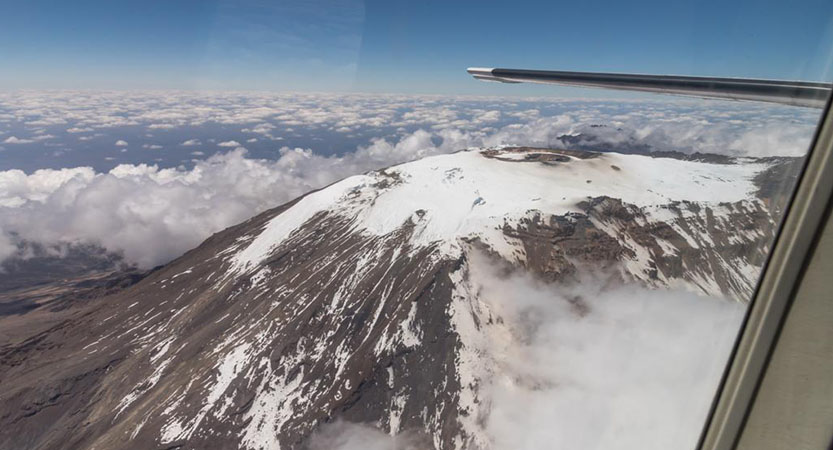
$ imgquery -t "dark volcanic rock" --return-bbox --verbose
[0,240,129,293]
[0,148,799,450]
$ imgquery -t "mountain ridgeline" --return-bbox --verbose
[0,147,800,449]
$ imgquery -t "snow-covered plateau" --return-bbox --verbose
[0,147,798,450]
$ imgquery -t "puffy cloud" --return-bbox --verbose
[66,127,93,133]
[467,253,745,449]
[3,136,34,144]
[0,90,819,158]
[26,117,67,126]
[473,109,501,123]
[0,166,96,207]
[0,118,486,268]
[1,151,277,267]
[307,421,425,450]
[115,139,128,146]
[0,130,461,268]
[277,253,746,448]
[727,123,816,157]
[242,123,275,134]
[0,229,16,262]
[0,91,822,269]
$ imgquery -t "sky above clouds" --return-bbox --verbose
[0,0,830,268]
[1,0,832,93]
[0,4,829,445]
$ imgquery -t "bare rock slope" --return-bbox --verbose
[0,147,798,450]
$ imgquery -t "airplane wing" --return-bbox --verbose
[467,67,831,108]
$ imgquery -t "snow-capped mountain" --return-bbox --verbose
[0,147,797,450]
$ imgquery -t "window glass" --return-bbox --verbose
[0,1,830,449]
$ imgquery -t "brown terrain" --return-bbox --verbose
[0,148,801,450]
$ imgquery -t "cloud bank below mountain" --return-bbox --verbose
[0,92,820,267]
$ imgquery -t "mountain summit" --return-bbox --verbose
[0,147,794,449]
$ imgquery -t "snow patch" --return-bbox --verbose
[226,149,766,277]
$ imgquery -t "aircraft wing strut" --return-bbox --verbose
[467,67,831,108]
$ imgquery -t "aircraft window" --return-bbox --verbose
[0,1,831,449]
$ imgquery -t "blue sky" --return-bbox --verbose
[1,0,832,95]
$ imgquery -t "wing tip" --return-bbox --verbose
[468,67,520,83]
[467,67,495,76]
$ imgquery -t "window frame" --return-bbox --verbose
[699,92,833,449]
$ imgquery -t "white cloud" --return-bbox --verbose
[0,91,821,270]
[277,252,747,449]
[0,228,16,262]
[66,127,93,133]
[0,91,819,159]
[26,117,67,126]
[727,124,816,157]
[0,125,472,268]
[142,144,163,150]
[242,123,275,134]
[3,136,34,144]
[467,253,744,449]
[474,109,501,123]
[0,166,96,207]
[307,421,425,450]
[0,94,815,446]
[115,139,128,146]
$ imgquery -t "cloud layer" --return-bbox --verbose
[0,131,464,267]
[469,255,745,449]
[0,91,797,447]
[0,91,822,267]
[0,91,821,161]
[289,255,746,449]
